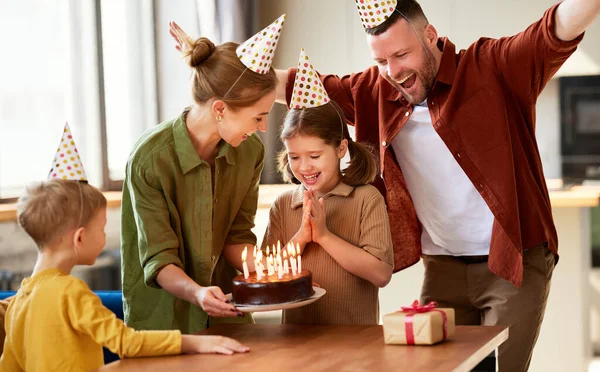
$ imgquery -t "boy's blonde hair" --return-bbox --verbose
[17,179,107,248]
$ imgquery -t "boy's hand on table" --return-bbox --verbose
[182,335,250,355]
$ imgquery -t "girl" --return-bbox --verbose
[121,17,284,334]
[262,50,393,325]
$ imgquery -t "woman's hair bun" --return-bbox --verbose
[188,37,216,67]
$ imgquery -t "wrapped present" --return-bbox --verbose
[383,300,455,345]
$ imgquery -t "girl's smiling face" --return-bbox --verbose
[284,134,347,196]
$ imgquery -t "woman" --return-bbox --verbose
[120,18,284,334]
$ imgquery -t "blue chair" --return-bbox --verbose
[0,291,15,301]
[0,290,124,365]
[95,291,124,364]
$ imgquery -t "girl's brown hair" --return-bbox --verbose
[277,101,378,186]
[176,32,278,110]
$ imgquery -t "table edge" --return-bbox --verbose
[452,326,509,372]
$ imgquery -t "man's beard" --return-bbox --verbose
[391,46,437,104]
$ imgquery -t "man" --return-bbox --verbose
[275,0,599,370]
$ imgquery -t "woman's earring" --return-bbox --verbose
[216,116,222,123]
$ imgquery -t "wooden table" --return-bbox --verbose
[98,324,508,372]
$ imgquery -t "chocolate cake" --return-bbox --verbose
[232,270,315,306]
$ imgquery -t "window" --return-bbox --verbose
[99,0,157,187]
[0,0,156,200]
[0,1,71,199]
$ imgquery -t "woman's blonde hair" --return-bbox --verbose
[278,101,379,186]
[17,179,107,248]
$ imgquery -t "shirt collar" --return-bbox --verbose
[435,37,457,86]
[386,37,457,103]
[173,109,235,175]
[290,182,355,209]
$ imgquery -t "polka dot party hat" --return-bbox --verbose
[48,123,87,181]
[236,14,286,74]
[354,0,398,29]
[290,49,330,109]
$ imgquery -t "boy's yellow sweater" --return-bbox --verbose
[0,268,181,371]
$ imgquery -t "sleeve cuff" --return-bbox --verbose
[363,246,394,267]
[543,3,585,52]
[226,230,257,246]
[143,251,183,289]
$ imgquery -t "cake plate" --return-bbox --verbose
[226,286,326,313]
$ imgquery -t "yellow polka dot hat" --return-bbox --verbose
[48,123,87,181]
[236,14,286,74]
[290,49,330,109]
[354,0,397,29]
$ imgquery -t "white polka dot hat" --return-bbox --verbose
[236,14,286,74]
[354,0,398,29]
[48,123,87,181]
[290,49,330,109]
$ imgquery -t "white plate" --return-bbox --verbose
[226,286,326,313]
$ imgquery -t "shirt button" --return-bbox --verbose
[430,101,434,106]
[405,111,410,117]
[456,153,461,158]
[382,141,387,147]
[479,184,484,190]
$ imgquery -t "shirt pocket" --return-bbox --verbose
[457,86,510,154]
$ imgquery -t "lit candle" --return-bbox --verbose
[242,247,249,279]
[277,253,283,279]
[283,250,289,274]
[268,254,274,276]
[264,247,268,275]
[256,250,263,280]
[277,241,281,257]
[296,243,302,273]
[290,248,297,276]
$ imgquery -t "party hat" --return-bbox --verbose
[354,0,397,29]
[236,14,286,74]
[48,123,87,181]
[290,49,330,109]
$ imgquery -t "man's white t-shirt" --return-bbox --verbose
[390,101,494,256]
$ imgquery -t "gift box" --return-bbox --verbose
[383,301,455,345]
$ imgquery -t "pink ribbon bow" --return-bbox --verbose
[399,300,448,345]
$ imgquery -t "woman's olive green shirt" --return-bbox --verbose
[120,110,262,333]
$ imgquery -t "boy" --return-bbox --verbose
[0,124,248,371]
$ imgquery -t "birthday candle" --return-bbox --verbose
[268,254,275,276]
[277,254,283,279]
[290,249,297,276]
[242,247,249,279]
[296,243,302,273]
[256,250,263,280]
